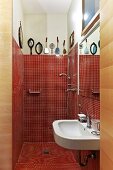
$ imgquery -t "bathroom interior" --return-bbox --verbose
[0,0,113,170]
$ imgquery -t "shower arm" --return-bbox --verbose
[59,73,70,79]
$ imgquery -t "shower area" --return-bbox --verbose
[23,55,68,142]
[12,37,80,170]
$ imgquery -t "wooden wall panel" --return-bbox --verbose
[101,42,113,68]
[100,0,113,169]
[100,150,113,170]
[0,0,12,170]
[101,0,113,27]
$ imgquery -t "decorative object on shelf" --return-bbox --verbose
[79,44,83,54]
[63,40,67,55]
[98,40,100,48]
[55,36,60,55]
[44,37,49,54]
[27,38,34,55]
[69,31,74,48]
[35,42,43,55]
[90,42,97,55]
[84,39,89,54]
[49,43,55,54]
[18,21,23,49]
[79,44,83,49]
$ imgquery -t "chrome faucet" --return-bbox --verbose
[78,113,87,123]
[87,115,91,128]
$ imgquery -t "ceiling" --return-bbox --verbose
[22,0,72,14]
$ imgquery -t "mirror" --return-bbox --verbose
[35,42,43,55]
[82,0,100,35]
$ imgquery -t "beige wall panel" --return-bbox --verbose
[100,0,113,169]
[0,99,12,110]
[100,150,113,170]
[101,0,113,27]
[101,18,113,48]
[0,114,12,124]
[0,0,12,33]
[0,136,12,170]
[101,67,113,88]
[0,0,12,169]
[0,83,11,93]
[0,123,12,133]
[101,107,113,132]
[100,0,107,8]
[101,131,113,162]
[0,33,12,56]
[100,42,113,68]
[101,89,113,111]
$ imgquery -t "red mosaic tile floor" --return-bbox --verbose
[15,142,80,170]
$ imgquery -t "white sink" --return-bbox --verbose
[52,120,100,150]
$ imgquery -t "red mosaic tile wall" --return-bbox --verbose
[23,55,68,142]
[78,96,100,119]
[68,44,78,119]
[79,55,100,119]
[68,50,100,170]
[12,38,24,168]
[79,55,100,99]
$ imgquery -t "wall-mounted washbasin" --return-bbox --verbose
[52,120,100,150]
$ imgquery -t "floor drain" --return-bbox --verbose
[43,149,50,154]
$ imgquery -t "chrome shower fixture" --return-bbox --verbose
[59,73,70,79]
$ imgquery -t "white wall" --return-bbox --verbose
[23,14,67,55]
[47,14,67,55]
[67,0,82,49]
[23,14,47,54]
[13,0,24,48]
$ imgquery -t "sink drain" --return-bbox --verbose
[43,149,50,154]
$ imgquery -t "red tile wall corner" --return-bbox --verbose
[12,38,24,169]
[23,55,68,142]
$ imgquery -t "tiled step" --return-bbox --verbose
[15,163,80,170]
[15,142,81,170]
